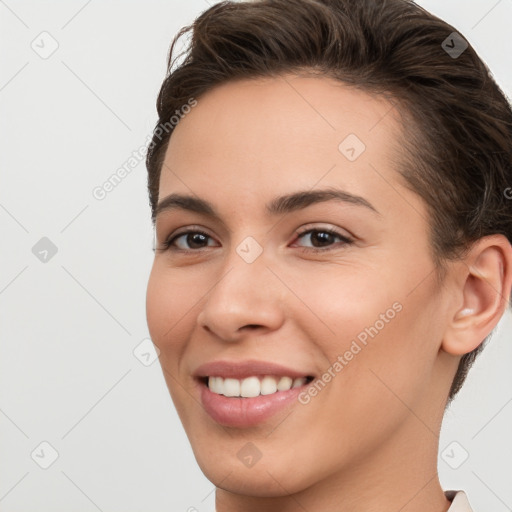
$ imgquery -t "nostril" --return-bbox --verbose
[243,325,261,330]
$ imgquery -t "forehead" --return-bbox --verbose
[159,74,408,215]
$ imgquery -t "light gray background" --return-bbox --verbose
[1,1,511,511]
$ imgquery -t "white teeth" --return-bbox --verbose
[292,377,306,388]
[260,376,277,395]
[223,378,240,397]
[277,376,293,391]
[210,376,222,394]
[207,375,310,397]
[240,376,260,397]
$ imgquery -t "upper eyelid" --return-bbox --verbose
[167,225,216,241]
[296,224,351,236]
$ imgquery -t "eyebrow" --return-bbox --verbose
[154,187,380,221]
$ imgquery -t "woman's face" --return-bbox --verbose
[146,75,458,496]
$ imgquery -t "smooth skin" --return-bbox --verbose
[146,74,512,512]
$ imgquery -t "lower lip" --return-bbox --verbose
[198,380,309,428]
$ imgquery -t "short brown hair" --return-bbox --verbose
[146,0,512,402]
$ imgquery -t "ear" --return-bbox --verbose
[442,234,512,356]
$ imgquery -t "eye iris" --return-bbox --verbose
[187,233,208,248]
[311,231,335,247]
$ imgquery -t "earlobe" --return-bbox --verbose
[442,235,512,356]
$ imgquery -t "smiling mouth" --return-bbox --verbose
[198,375,315,398]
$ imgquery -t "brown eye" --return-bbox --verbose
[177,232,210,249]
[293,228,353,252]
[160,230,217,251]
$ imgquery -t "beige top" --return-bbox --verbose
[213,490,474,512]
[446,490,474,511]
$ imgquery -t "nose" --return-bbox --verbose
[196,251,285,342]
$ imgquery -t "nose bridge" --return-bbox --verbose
[213,233,271,299]
[197,239,284,339]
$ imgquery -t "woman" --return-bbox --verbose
[145,1,512,510]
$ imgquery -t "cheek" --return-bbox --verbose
[146,266,198,415]
[291,260,436,403]
[286,262,401,350]
[331,287,440,426]
[146,264,194,353]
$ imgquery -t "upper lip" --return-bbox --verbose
[193,359,315,380]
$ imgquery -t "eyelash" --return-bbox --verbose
[157,226,353,254]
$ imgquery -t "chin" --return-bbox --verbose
[191,444,321,498]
